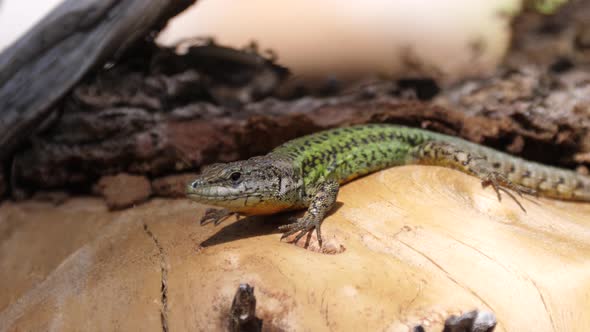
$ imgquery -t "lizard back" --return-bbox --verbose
[270,124,590,201]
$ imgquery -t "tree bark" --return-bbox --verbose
[0,0,195,161]
[12,68,590,198]
[4,0,590,202]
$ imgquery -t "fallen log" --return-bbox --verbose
[1,167,589,331]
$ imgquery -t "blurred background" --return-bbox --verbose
[2,2,589,331]
[1,0,521,82]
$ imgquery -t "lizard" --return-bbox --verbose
[186,124,590,246]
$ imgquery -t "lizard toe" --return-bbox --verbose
[481,171,532,212]
[279,215,323,246]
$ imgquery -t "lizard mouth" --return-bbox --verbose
[186,183,262,202]
[187,190,277,213]
[187,189,291,215]
[186,192,259,201]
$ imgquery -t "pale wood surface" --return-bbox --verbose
[1,166,589,331]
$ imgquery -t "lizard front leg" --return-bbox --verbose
[200,208,238,226]
[412,141,536,212]
[278,179,339,247]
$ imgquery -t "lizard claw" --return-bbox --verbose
[278,214,323,247]
[200,208,236,226]
[481,172,536,212]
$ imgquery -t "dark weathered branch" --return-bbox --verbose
[0,0,195,161]
[12,74,590,194]
[5,0,590,200]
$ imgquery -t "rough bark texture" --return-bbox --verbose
[434,67,590,166]
[12,73,590,203]
[0,0,195,162]
[508,0,590,69]
[0,166,5,200]
[94,173,152,210]
[5,0,590,208]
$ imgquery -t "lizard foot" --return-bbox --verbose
[480,171,536,212]
[278,213,323,247]
[200,208,236,226]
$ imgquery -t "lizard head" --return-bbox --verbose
[186,157,298,214]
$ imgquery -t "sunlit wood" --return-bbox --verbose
[1,166,588,331]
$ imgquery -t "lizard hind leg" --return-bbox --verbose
[412,141,536,212]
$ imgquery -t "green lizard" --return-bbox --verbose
[186,124,590,246]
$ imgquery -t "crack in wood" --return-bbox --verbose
[143,223,169,332]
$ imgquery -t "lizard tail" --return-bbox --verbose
[503,162,590,202]
[521,166,590,202]
[413,140,590,202]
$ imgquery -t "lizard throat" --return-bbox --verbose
[186,184,294,214]
[187,193,292,215]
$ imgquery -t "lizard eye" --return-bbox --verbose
[230,172,241,182]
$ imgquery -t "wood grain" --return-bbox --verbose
[1,166,589,331]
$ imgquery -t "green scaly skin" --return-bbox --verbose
[187,124,590,246]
